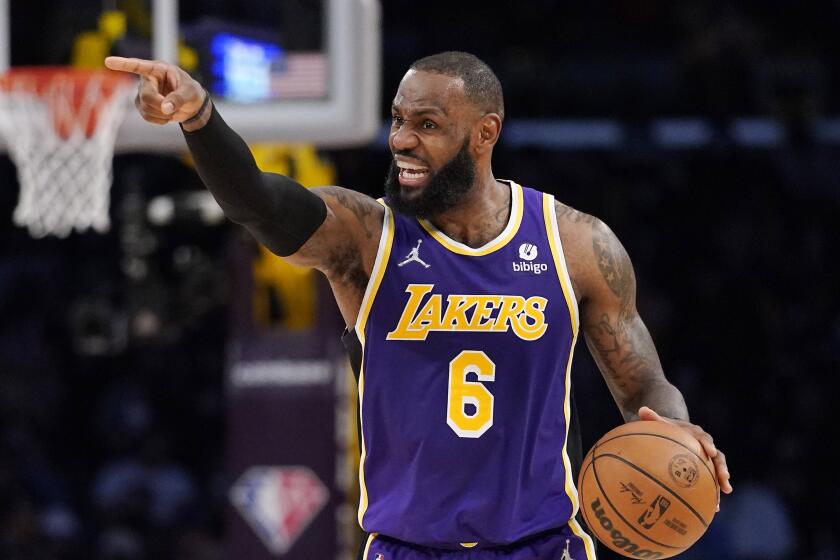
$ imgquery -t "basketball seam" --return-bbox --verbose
[590,443,683,550]
[595,452,710,528]
[594,432,717,484]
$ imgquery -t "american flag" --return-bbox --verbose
[270,52,328,99]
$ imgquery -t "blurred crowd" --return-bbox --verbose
[384,0,838,122]
[0,156,229,559]
[3,0,840,558]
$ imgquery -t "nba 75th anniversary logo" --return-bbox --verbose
[229,465,329,555]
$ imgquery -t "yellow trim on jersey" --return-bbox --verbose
[356,199,393,341]
[362,532,378,559]
[354,204,395,528]
[570,518,598,559]
[356,364,372,528]
[460,542,479,548]
[417,181,524,256]
[559,333,581,514]
[542,193,579,335]
[543,193,587,535]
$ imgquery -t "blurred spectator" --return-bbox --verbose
[91,435,197,529]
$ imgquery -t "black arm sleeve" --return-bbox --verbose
[182,105,327,256]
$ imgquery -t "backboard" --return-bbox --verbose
[0,0,381,151]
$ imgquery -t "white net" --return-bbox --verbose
[0,70,133,238]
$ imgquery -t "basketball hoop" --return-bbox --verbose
[0,67,134,237]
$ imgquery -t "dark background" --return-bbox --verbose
[2,1,839,558]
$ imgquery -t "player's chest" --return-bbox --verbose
[376,240,567,343]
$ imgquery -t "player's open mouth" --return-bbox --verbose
[396,160,430,188]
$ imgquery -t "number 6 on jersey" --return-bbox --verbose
[447,351,496,438]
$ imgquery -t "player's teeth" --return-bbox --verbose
[396,161,427,170]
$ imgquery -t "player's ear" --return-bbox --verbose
[474,113,502,154]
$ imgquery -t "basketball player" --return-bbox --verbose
[106,51,732,559]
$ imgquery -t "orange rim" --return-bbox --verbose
[0,67,134,138]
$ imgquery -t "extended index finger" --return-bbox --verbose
[104,56,161,77]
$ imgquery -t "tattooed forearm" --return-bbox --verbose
[585,312,657,390]
[585,307,678,419]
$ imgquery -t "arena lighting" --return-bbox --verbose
[209,33,284,102]
[374,118,840,150]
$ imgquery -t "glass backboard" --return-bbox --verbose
[0,0,381,151]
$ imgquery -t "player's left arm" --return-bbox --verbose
[556,204,732,496]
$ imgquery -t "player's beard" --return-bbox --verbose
[384,138,475,219]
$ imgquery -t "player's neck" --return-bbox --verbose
[427,172,510,248]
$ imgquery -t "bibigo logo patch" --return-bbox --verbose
[518,242,538,261]
[513,242,548,274]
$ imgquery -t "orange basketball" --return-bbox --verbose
[577,420,718,559]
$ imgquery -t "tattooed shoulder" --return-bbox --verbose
[551,200,598,303]
[554,200,596,225]
[590,219,635,301]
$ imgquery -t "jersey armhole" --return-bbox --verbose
[542,193,580,335]
[354,205,395,344]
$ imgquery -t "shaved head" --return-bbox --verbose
[409,51,505,121]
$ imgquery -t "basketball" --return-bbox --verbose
[577,420,718,559]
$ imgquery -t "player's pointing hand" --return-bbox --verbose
[104,56,208,126]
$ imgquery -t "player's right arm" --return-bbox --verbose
[103,57,384,277]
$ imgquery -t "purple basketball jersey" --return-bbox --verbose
[355,182,589,550]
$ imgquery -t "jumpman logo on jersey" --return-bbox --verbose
[398,239,431,268]
[560,538,575,560]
